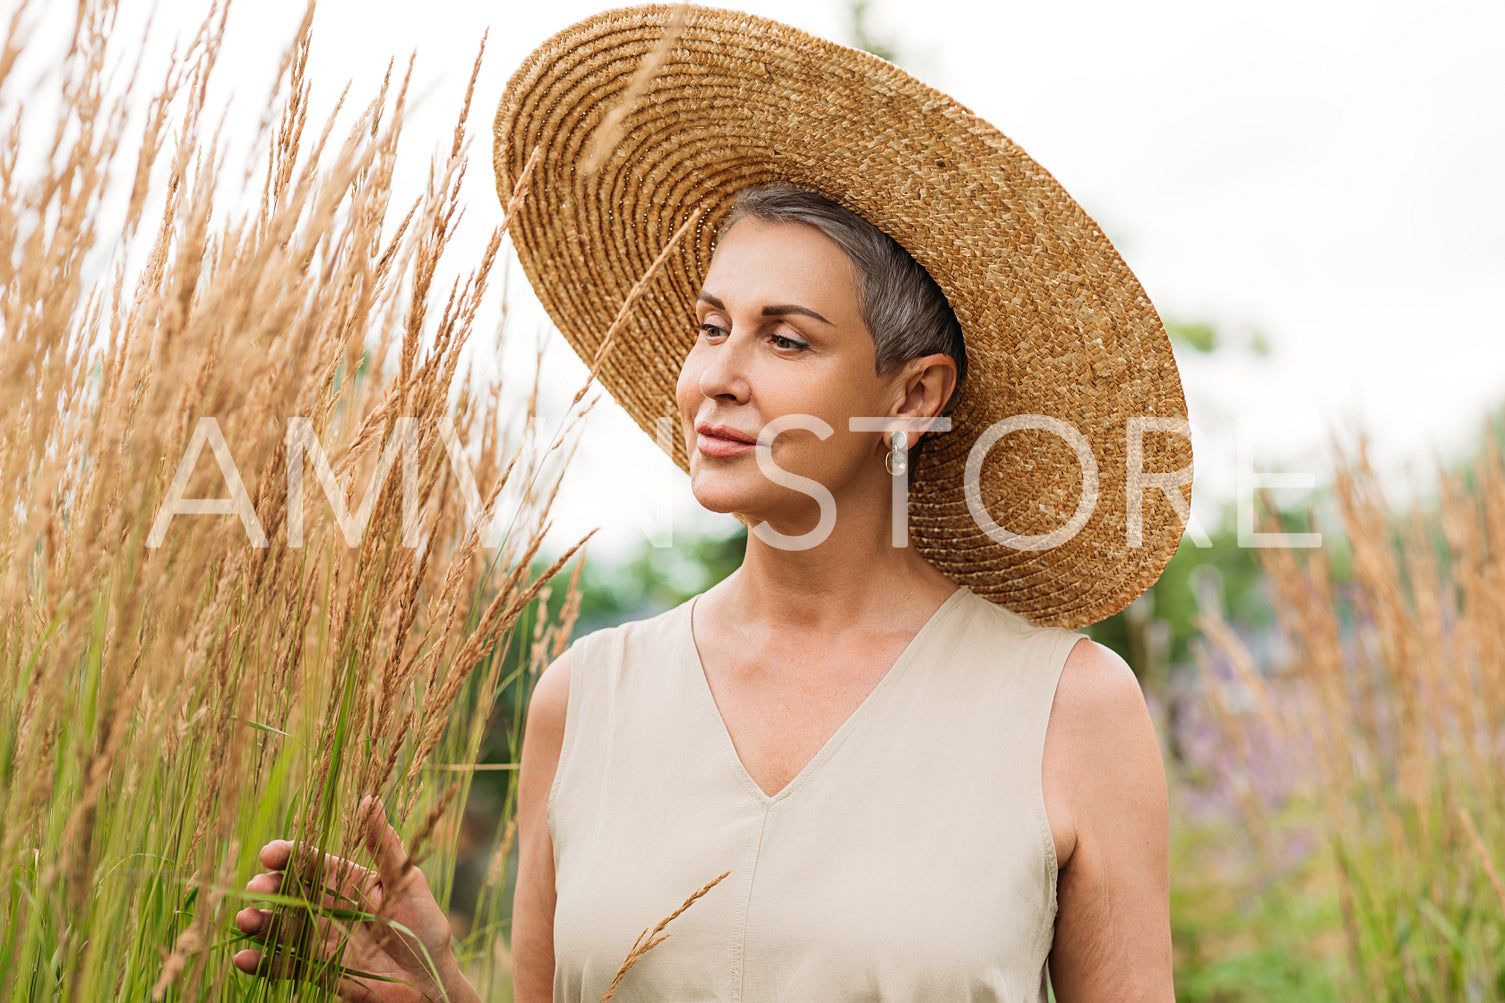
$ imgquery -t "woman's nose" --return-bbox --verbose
[697,333,751,403]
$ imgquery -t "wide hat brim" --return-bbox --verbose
[493,4,1192,628]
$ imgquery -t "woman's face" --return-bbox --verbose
[676,218,899,528]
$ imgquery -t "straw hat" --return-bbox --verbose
[493,4,1192,628]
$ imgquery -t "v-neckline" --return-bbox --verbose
[685,586,970,806]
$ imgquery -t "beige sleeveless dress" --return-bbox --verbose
[548,585,1084,1002]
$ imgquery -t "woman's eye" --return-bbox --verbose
[770,333,808,350]
[698,322,728,338]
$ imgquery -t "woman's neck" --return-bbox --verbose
[715,501,959,635]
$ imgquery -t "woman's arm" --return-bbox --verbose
[1044,639,1174,1002]
[511,651,572,1003]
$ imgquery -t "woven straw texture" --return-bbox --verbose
[493,4,1192,627]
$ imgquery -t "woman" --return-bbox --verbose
[235,7,1189,1001]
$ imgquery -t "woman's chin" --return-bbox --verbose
[690,487,759,517]
[689,469,762,514]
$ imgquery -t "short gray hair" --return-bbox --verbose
[722,185,967,414]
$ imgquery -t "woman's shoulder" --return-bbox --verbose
[1030,605,1149,763]
[950,586,1086,651]
[1053,638,1148,729]
[527,596,698,732]
[944,588,1153,781]
[1042,635,1164,863]
[941,591,1155,768]
[568,593,699,654]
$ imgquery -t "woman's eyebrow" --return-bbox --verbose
[696,291,833,326]
[763,304,833,325]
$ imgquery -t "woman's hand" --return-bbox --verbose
[232,796,479,1003]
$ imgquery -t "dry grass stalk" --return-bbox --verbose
[405,780,462,872]
[599,870,732,1003]
[1196,435,1505,999]
[485,816,519,889]
[581,3,689,173]
[0,1,600,997]
[1457,805,1505,917]
[573,208,701,405]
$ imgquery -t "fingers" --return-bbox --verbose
[258,839,293,870]
[231,948,264,976]
[242,803,405,943]
[238,871,283,945]
[244,866,359,915]
[295,847,369,888]
[245,869,283,896]
[236,905,271,937]
[231,946,342,989]
[260,837,374,888]
[257,799,400,888]
[239,864,362,961]
[364,795,430,903]
[236,810,416,994]
[238,905,350,979]
[359,796,412,893]
[255,844,375,913]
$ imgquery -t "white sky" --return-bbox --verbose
[23,0,1504,560]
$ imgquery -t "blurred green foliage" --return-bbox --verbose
[1167,318,1272,359]
[1167,320,1221,354]
[568,529,747,635]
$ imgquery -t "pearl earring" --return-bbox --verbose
[885,430,907,476]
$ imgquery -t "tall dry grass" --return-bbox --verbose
[1198,437,1505,1001]
[0,1,587,998]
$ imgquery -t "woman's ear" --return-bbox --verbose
[893,352,957,421]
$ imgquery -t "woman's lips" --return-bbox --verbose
[695,423,756,457]
[697,433,754,457]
